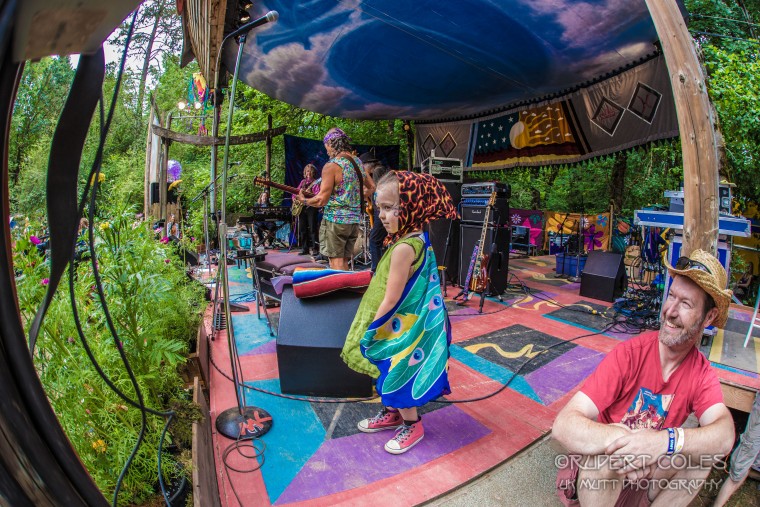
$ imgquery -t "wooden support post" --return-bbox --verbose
[645,0,720,256]
[143,106,154,218]
[159,112,173,222]
[265,114,272,205]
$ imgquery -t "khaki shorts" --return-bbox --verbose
[729,392,760,481]
[320,220,359,259]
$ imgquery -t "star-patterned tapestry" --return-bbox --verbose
[471,101,586,169]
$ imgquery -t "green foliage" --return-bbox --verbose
[13,210,204,504]
[9,57,75,192]
[703,47,760,203]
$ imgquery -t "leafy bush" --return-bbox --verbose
[13,209,204,504]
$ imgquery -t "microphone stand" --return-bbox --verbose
[555,213,570,277]
[214,31,273,441]
[440,217,455,297]
[191,170,237,278]
[568,197,585,283]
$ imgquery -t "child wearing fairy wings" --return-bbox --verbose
[341,171,458,454]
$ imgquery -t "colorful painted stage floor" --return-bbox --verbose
[206,254,760,506]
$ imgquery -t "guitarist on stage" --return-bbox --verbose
[295,128,374,270]
[296,164,321,255]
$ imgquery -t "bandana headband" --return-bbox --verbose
[323,128,351,145]
[385,171,458,245]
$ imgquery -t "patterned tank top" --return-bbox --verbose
[323,155,366,224]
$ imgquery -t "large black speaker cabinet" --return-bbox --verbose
[428,181,461,285]
[580,250,626,303]
[150,182,178,204]
[461,197,510,226]
[458,224,510,295]
[277,287,373,397]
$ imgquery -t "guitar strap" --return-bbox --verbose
[345,155,365,218]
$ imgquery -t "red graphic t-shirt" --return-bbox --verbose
[581,331,723,428]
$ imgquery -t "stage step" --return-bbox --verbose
[743,285,760,348]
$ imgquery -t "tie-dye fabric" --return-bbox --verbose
[323,156,365,224]
[361,233,452,408]
[385,171,458,246]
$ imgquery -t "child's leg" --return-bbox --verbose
[385,406,424,455]
[398,407,418,423]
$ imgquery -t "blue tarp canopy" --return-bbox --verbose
[226,0,666,121]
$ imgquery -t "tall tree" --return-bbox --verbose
[111,0,182,116]
[9,57,75,186]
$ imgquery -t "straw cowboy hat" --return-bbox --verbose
[664,249,732,328]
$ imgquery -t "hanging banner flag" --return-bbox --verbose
[414,121,472,167]
[417,55,679,171]
[471,101,587,169]
[544,212,612,252]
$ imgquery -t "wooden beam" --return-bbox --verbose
[192,377,222,507]
[720,380,758,413]
[645,0,720,256]
[143,106,154,218]
[151,124,287,146]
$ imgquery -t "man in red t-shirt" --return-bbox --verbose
[553,249,735,506]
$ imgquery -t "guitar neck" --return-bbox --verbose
[471,194,495,286]
[254,178,314,198]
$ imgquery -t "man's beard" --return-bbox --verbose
[659,316,703,347]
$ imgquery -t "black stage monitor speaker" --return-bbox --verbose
[428,181,461,285]
[580,250,626,303]
[277,287,373,397]
[458,224,510,295]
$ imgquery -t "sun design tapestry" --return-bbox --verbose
[544,212,612,252]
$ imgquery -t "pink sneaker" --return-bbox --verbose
[384,419,424,454]
[357,408,402,433]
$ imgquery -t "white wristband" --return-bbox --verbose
[674,427,684,454]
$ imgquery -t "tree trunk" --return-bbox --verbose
[609,152,627,214]
[645,0,721,255]
[137,4,162,116]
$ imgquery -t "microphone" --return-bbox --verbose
[228,10,279,39]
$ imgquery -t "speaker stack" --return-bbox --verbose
[458,182,511,296]
[428,181,461,285]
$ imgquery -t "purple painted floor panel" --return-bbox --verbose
[275,405,491,504]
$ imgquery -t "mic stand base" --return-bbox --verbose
[216,406,273,440]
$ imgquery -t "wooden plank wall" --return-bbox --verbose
[197,321,210,390]
[185,0,228,87]
[192,376,222,507]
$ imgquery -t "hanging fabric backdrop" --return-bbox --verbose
[414,55,678,170]
[544,212,612,252]
[283,134,400,204]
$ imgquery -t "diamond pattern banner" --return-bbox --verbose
[415,55,678,171]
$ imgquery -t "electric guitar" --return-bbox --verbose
[472,192,497,293]
[455,192,496,303]
[253,177,317,216]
